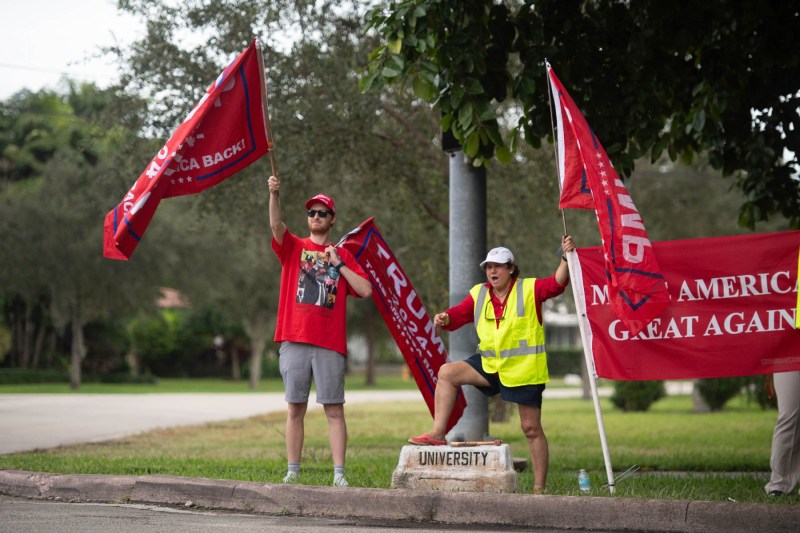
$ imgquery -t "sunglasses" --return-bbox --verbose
[307,209,332,218]
[484,301,506,321]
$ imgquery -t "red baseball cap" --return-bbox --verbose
[305,193,336,215]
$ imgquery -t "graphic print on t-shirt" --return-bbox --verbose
[296,249,339,308]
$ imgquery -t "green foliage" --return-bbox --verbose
[129,311,179,362]
[696,377,747,411]
[82,320,131,376]
[610,380,666,412]
[0,82,176,387]
[364,0,800,228]
[547,348,583,377]
[0,368,70,384]
[124,301,255,379]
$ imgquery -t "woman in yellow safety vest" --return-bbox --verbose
[408,235,576,495]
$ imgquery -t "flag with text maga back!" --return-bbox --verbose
[547,64,670,336]
[338,218,466,432]
[103,39,271,260]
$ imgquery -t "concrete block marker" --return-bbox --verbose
[391,444,517,492]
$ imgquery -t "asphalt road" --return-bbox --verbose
[0,384,645,455]
[0,390,423,454]
[0,494,566,533]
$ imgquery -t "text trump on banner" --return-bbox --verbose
[339,218,466,431]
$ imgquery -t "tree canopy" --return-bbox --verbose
[363,0,800,228]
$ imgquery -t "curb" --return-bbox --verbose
[1,469,797,532]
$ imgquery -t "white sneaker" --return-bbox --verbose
[282,471,299,484]
[333,475,348,487]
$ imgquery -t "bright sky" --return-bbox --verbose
[0,0,143,100]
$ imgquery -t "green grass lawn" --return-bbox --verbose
[0,390,788,505]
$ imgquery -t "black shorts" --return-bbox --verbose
[464,353,545,408]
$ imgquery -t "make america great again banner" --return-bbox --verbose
[573,231,800,380]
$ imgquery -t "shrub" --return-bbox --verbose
[696,377,746,411]
[547,348,584,376]
[0,368,69,384]
[610,380,666,412]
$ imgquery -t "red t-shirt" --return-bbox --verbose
[272,230,369,355]
[443,274,568,331]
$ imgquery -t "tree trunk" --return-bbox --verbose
[21,311,34,369]
[231,346,241,381]
[31,322,46,369]
[45,331,55,368]
[244,310,272,390]
[69,317,85,390]
[691,379,711,412]
[248,337,265,390]
[365,308,376,386]
[12,313,21,365]
[125,351,140,376]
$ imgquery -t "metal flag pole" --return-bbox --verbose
[255,38,278,178]
[545,60,616,494]
[545,60,570,240]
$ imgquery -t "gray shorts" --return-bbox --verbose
[279,341,346,404]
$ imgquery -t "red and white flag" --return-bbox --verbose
[548,64,670,336]
[573,231,800,380]
[338,218,466,432]
[103,39,271,260]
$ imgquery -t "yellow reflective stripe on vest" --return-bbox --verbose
[478,339,546,359]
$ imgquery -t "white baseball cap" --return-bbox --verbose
[480,247,515,268]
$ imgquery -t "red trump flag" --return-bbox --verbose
[547,64,670,336]
[338,218,466,432]
[103,39,271,260]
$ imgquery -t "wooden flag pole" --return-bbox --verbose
[545,61,616,494]
[256,38,278,178]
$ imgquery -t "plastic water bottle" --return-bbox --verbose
[578,469,591,493]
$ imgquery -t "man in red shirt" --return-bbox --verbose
[268,175,372,487]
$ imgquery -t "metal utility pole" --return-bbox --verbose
[443,146,488,442]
